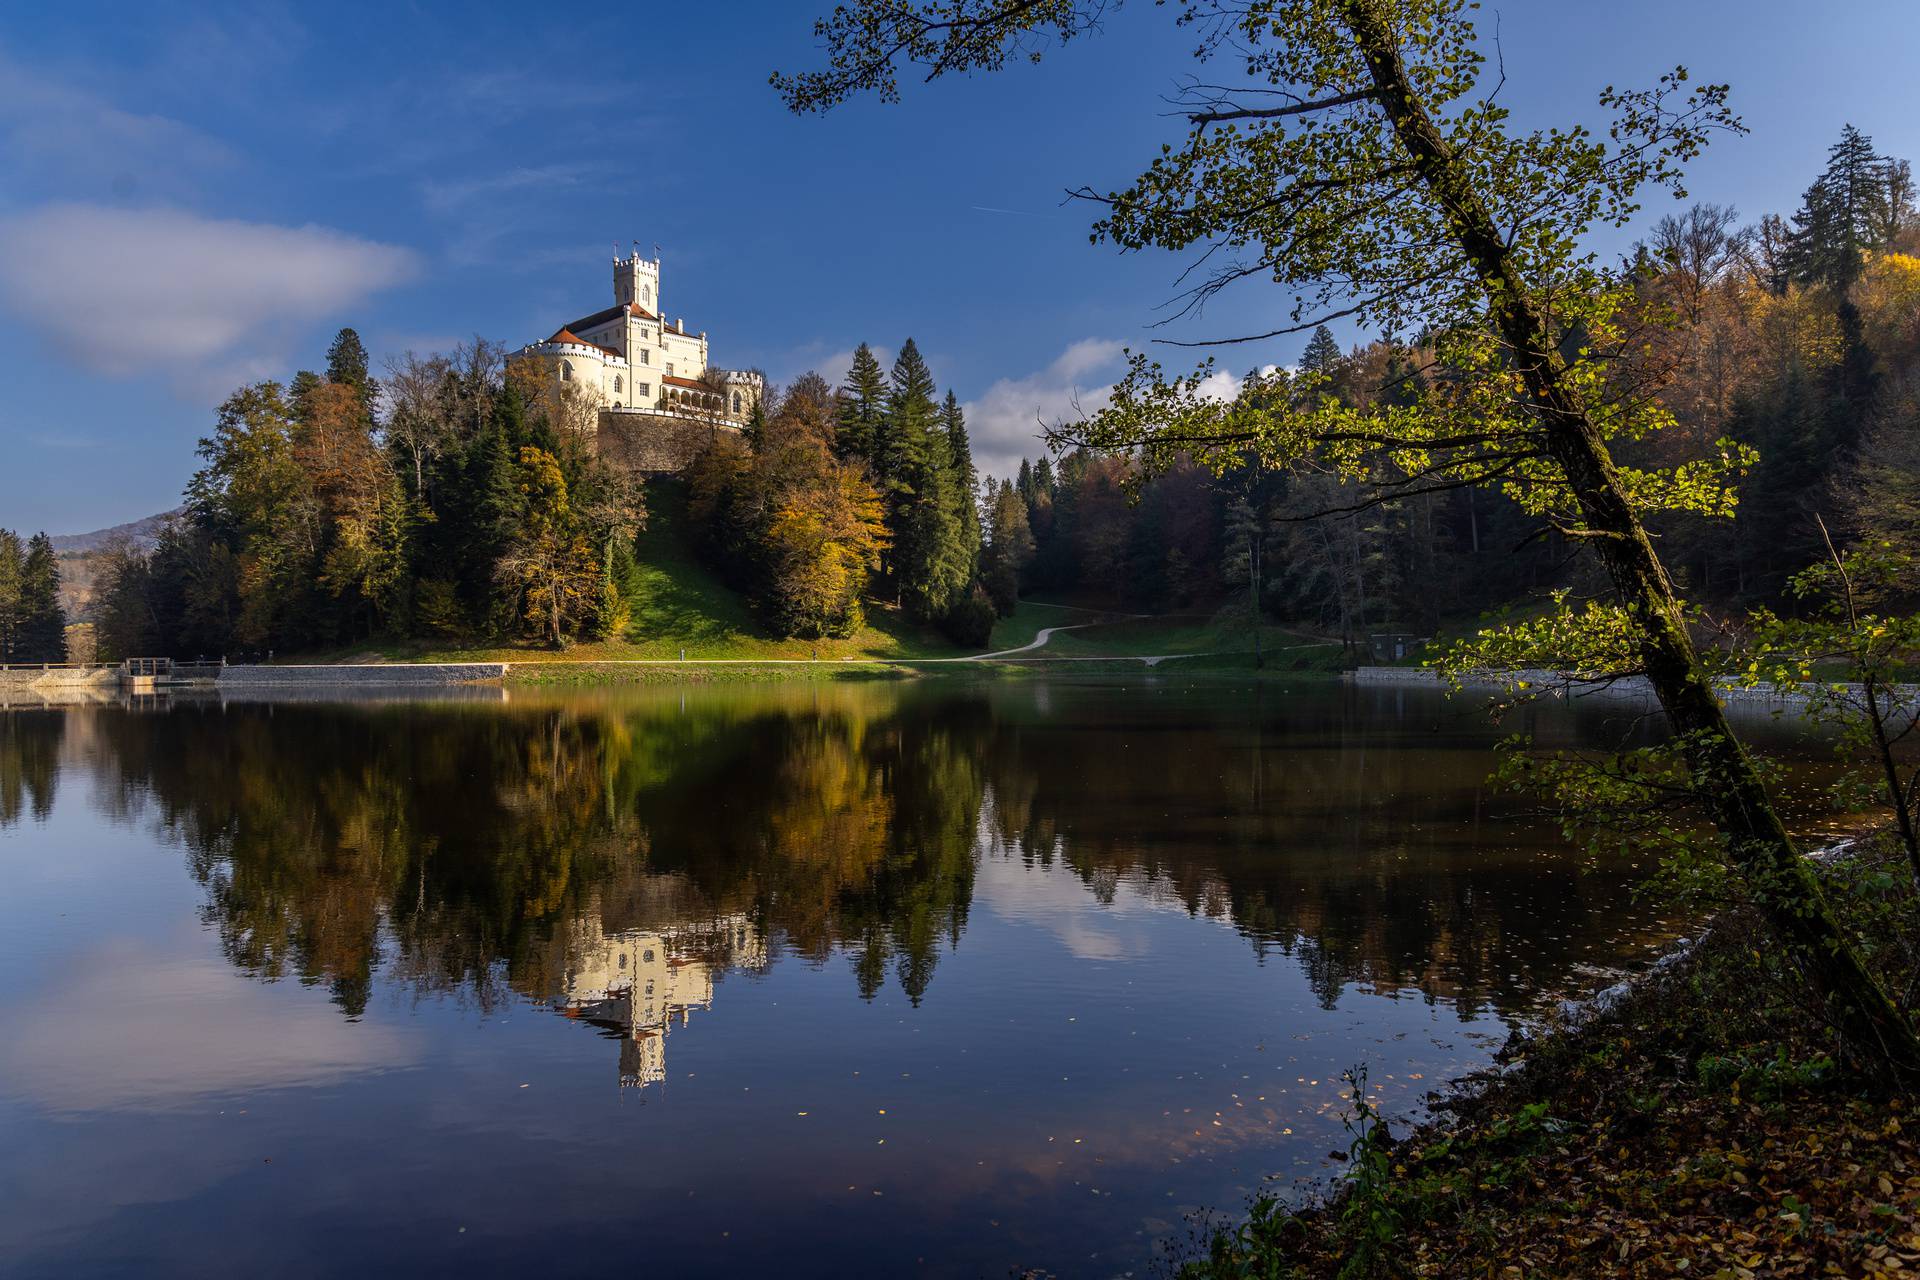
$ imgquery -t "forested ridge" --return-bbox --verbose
[985,126,1920,642]
[46,127,1920,664]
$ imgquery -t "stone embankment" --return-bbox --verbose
[1347,665,1901,709]
[216,663,509,688]
[0,666,118,706]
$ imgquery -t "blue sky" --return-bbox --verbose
[3,0,1917,534]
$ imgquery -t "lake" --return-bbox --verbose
[0,677,1823,1277]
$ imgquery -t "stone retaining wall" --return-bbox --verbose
[217,663,509,687]
[597,412,738,474]
[0,667,117,691]
[1347,665,1908,710]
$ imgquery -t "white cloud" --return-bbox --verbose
[0,204,419,386]
[961,338,1126,483]
[962,341,1277,484]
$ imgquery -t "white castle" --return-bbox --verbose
[518,245,762,426]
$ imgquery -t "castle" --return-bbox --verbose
[517,246,762,467]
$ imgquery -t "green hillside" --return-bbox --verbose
[381,479,986,664]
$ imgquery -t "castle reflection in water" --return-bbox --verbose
[555,916,767,1089]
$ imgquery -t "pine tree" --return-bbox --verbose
[837,343,888,464]
[940,390,982,570]
[1032,455,1055,500]
[981,480,1035,614]
[289,370,324,424]
[326,328,376,419]
[18,534,66,662]
[885,340,968,621]
[882,339,938,482]
[1299,324,1342,380]
[0,531,21,663]
[1788,126,1902,291]
[1015,458,1034,506]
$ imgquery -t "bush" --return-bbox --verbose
[941,583,997,647]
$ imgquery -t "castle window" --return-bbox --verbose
[613,375,623,395]
[666,362,675,376]
[639,349,649,365]
[560,360,573,382]
[731,391,742,414]
[636,382,650,398]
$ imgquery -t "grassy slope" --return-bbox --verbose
[315,481,1349,670]
[1023,604,1348,672]
[372,482,1060,665]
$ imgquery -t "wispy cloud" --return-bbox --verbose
[0,51,233,199]
[0,204,419,393]
[418,164,591,216]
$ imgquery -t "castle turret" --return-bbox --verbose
[614,246,660,311]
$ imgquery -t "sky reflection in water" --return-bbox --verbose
[0,678,1780,1277]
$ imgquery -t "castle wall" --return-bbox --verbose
[596,411,739,475]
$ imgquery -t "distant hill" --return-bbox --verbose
[50,508,182,555]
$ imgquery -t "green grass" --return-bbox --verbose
[1024,604,1347,671]
[363,480,972,665]
[294,490,1344,676]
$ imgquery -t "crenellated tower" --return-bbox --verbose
[614,246,660,312]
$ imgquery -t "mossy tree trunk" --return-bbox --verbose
[1343,0,1919,1076]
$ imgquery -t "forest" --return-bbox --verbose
[988,126,1920,643]
[57,125,1920,664]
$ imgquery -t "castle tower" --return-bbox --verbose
[614,246,660,312]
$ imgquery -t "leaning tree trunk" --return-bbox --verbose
[1343,0,1920,1076]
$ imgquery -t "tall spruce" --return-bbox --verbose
[1299,324,1342,379]
[837,343,889,465]
[886,340,969,620]
[0,531,21,662]
[325,328,376,418]
[1788,126,1907,291]
[19,533,66,662]
[941,390,982,569]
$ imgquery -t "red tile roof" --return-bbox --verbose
[542,328,621,358]
[662,374,712,390]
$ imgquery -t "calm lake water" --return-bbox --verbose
[0,677,1822,1277]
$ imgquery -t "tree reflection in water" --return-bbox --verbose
[4,680,1704,1083]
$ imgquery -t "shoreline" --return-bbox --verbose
[1180,832,1919,1278]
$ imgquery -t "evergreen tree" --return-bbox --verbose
[837,343,889,464]
[883,339,938,482]
[884,341,970,621]
[19,534,65,662]
[325,328,375,418]
[591,539,626,642]
[0,531,21,663]
[981,480,1035,615]
[1788,126,1905,290]
[940,390,982,568]
[1032,455,1055,500]
[288,370,324,423]
[1299,324,1342,380]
